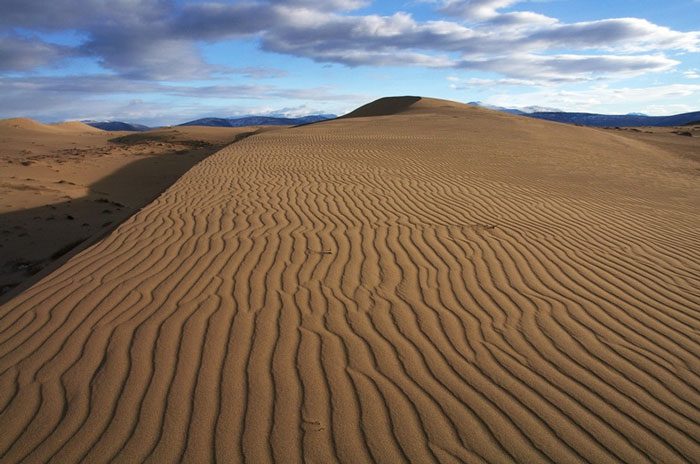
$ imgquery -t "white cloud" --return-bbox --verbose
[440,0,523,21]
[483,83,700,114]
[1,0,699,119]
[529,18,700,53]
[448,76,541,87]
[2,0,698,82]
[0,74,368,124]
[0,34,74,71]
[457,53,678,83]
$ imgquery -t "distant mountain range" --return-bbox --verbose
[82,107,699,132]
[469,102,563,114]
[524,111,700,127]
[82,114,336,131]
[179,114,337,127]
[83,120,151,131]
[468,102,700,127]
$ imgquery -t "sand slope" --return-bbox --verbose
[0,98,698,463]
[0,121,259,299]
[0,118,103,135]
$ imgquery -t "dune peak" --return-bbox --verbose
[340,96,477,119]
[0,117,49,130]
[51,121,103,132]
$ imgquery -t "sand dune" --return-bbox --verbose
[51,121,104,133]
[0,117,128,163]
[340,95,474,119]
[0,97,698,463]
[0,118,100,134]
[607,125,700,163]
[0,118,55,131]
[0,121,259,300]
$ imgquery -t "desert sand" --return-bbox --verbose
[602,124,700,163]
[0,121,258,300]
[0,97,698,463]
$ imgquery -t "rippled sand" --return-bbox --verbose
[1,97,698,463]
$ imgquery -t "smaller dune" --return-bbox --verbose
[0,118,106,134]
[0,117,56,131]
[0,117,101,134]
[51,121,104,132]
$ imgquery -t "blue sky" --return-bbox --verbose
[1,0,699,125]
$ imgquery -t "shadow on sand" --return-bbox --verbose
[0,130,256,304]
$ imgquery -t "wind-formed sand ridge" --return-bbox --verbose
[0,97,698,463]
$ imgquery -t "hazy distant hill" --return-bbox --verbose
[524,111,700,127]
[84,121,151,131]
[468,102,700,127]
[468,101,563,115]
[179,114,336,127]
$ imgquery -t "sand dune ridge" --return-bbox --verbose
[0,99,698,463]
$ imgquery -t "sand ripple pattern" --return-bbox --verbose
[1,114,699,463]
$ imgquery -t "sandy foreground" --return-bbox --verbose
[0,98,698,463]
[0,120,257,300]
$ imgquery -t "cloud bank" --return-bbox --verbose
[2,0,698,80]
[1,0,698,121]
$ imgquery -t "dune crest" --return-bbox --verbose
[0,117,57,131]
[0,98,698,463]
[340,96,477,119]
[51,121,103,132]
[0,118,100,133]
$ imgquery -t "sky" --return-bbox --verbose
[1,0,699,125]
